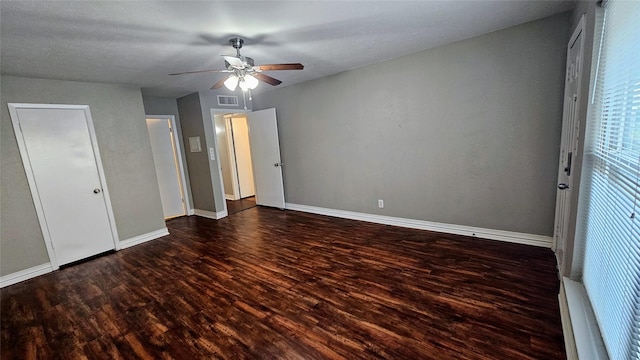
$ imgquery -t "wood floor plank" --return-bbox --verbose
[1,207,565,359]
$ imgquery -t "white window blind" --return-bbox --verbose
[580,1,640,359]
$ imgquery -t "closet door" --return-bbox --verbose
[9,104,117,266]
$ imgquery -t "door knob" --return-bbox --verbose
[93,188,102,194]
[557,183,569,190]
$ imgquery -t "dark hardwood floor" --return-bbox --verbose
[1,207,565,359]
[226,196,256,215]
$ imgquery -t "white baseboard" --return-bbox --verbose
[119,228,169,249]
[187,208,195,216]
[194,209,228,220]
[1,263,53,288]
[285,203,553,248]
[1,228,170,288]
[225,194,237,201]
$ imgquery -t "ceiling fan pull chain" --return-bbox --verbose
[242,89,248,110]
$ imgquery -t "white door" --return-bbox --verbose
[247,108,286,208]
[553,17,585,270]
[9,104,117,266]
[231,116,255,198]
[146,118,186,218]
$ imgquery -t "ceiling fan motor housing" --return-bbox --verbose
[230,37,244,50]
[242,57,255,68]
[224,56,255,70]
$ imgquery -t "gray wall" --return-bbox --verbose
[176,93,216,212]
[1,76,165,275]
[142,95,181,118]
[253,13,571,236]
[198,92,233,212]
[175,91,246,214]
[142,95,194,210]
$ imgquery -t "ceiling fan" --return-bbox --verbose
[170,37,304,91]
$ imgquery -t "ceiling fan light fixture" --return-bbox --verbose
[244,74,259,89]
[238,74,259,91]
[224,75,239,91]
[239,79,249,91]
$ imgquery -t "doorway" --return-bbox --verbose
[212,108,286,216]
[146,116,190,219]
[214,113,257,215]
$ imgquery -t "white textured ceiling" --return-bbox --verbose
[0,1,574,98]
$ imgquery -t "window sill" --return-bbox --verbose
[559,277,609,360]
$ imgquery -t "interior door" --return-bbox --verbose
[247,108,285,208]
[146,118,185,218]
[231,116,256,198]
[10,105,116,266]
[553,18,584,269]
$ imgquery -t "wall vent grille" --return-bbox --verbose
[217,95,239,106]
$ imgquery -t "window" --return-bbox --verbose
[578,1,640,359]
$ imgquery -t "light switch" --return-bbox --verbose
[209,147,215,161]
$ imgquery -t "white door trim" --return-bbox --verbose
[146,115,192,216]
[225,115,241,200]
[8,103,121,269]
[210,108,253,218]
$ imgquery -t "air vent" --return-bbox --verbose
[217,95,239,106]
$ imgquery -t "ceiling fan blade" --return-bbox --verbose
[223,55,245,68]
[254,73,282,86]
[211,77,229,90]
[169,69,231,75]
[254,63,304,71]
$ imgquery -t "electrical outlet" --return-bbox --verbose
[378,199,384,208]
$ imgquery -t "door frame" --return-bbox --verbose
[211,108,252,217]
[230,115,256,199]
[8,103,120,269]
[219,114,241,201]
[145,115,192,217]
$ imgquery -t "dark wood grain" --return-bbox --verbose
[226,196,256,215]
[1,207,565,359]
